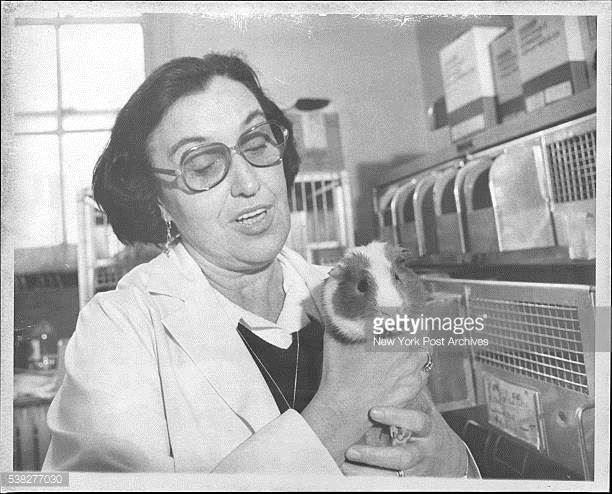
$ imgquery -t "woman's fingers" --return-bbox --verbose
[369,407,433,438]
[345,443,424,471]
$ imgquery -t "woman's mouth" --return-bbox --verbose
[233,205,275,235]
[236,208,267,225]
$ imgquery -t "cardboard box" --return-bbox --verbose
[579,16,597,86]
[287,110,344,173]
[513,16,590,112]
[439,26,506,142]
[490,29,525,122]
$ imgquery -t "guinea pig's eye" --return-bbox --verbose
[394,273,401,282]
[357,279,368,293]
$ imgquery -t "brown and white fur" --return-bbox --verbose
[321,241,431,446]
[322,241,427,343]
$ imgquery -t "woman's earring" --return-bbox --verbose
[163,219,174,255]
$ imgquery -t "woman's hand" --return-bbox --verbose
[341,404,468,477]
[302,331,430,464]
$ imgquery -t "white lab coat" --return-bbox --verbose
[42,242,340,474]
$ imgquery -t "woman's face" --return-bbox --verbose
[148,76,291,272]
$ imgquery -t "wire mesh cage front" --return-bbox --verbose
[546,130,596,204]
[420,275,595,479]
[538,115,596,257]
[470,297,588,394]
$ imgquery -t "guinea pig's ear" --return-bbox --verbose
[384,243,412,263]
[328,265,344,280]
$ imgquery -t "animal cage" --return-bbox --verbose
[488,142,556,252]
[395,178,420,257]
[535,115,596,258]
[455,157,498,254]
[374,182,402,244]
[414,173,439,256]
[421,275,595,479]
[375,114,596,258]
[285,170,354,265]
[424,291,477,412]
[474,114,596,255]
[433,163,464,256]
[76,189,161,308]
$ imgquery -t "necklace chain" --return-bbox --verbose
[238,329,300,410]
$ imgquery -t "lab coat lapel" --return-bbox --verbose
[146,243,280,432]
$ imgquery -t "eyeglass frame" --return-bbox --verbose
[150,120,289,192]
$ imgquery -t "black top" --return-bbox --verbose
[237,316,324,413]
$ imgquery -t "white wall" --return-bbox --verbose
[142,14,429,244]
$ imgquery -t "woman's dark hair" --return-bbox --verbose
[92,53,300,245]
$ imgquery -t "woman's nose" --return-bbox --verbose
[229,151,261,197]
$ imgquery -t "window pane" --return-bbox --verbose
[12,135,63,248]
[13,26,58,112]
[59,24,145,111]
[62,112,117,131]
[14,114,58,133]
[62,132,110,244]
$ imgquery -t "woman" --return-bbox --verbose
[43,54,477,477]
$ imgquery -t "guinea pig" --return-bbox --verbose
[321,241,428,343]
[321,241,432,447]
[323,242,430,446]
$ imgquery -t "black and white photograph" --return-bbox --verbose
[1,1,610,491]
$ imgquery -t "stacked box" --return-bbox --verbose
[439,26,506,142]
[490,29,525,122]
[579,16,597,86]
[287,110,344,173]
[513,16,590,112]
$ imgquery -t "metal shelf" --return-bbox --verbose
[407,246,595,268]
[376,86,596,187]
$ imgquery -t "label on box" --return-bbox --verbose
[483,372,545,451]
[450,114,485,141]
[525,91,545,112]
[439,27,505,113]
[490,30,523,104]
[544,80,573,103]
[514,16,586,83]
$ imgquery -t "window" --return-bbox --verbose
[11,18,145,262]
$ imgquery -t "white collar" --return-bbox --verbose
[211,254,318,349]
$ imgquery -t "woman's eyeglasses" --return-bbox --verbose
[151,120,288,192]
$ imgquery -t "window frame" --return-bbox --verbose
[12,16,144,274]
